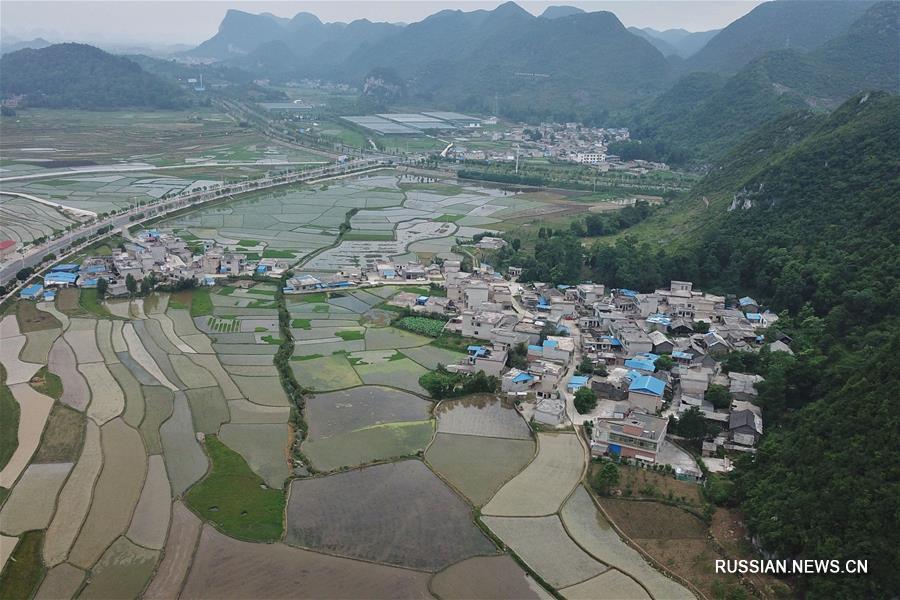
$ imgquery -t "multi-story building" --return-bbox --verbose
[591,410,668,462]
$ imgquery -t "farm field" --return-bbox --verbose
[285,460,495,571]
[0,108,324,169]
[0,160,696,597]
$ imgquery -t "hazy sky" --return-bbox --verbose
[2,1,765,46]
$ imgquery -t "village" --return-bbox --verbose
[21,223,780,483]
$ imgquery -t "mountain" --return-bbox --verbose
[0,43,187,109]
[628,1,899,163]
[341,3,672,121]
[0,37,51,55]
[540,6,585,19]
[684,0,875,74]
[629,27,719,57]
[186,9,402,75]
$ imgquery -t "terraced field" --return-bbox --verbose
[0,173,695,598]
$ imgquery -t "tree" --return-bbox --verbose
[577,355,594,375]
[96,277,108,299]
[694,320,710,334]
[574,387,598,414]
[705,383,733,409]
[125,274,137,296]
[673,407,709,443]
[16,267,33,281]
[592,461,620,496]
[655,354,674,371]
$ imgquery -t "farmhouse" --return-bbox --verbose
[591,410,668,463]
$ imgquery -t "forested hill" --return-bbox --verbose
[625,1,899,165]
[0,43,187,109]
[595,92,900,596]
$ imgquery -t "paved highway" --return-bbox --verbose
[0,158,387,287]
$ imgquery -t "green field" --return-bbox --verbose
[0,365,20,471]
[185,436,285,542]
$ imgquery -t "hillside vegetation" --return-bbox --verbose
[0,43,186,109]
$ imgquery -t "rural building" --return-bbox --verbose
[627,375,666,412]
[591,410,668,462]
[533,397,566,426]
[19,284,43,300]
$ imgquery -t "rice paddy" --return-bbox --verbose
[285,460,495,571]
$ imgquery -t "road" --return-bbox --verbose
[0,158,387,288]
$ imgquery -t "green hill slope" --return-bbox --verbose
[0,43,186,109]
[590,92,900,597]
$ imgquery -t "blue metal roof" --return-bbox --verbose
[672,351,692,360]
[746,313,762,321]
[739,296,757,306]
[512,373,534,383]
[624,358,656,372]
[528,344,543,353]
[629,376,665,397]
[53,264,80,272]
[600,336,622,346]
[20,284,43,298]
[569,375,589,385]
[44,272,79,284]
[543,339,558,348]
[618,289,638,297]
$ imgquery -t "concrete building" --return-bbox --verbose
[591,410,668,462]
[627,375,666,413]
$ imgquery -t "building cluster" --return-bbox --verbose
[446,121,669,174]
[22,229,300,297]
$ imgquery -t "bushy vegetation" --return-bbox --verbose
[573,387,598,414]
[396,316,446,337]
[0,365,20,471]
[419,367,499,400]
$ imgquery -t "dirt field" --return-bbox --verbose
[559,570,651,600]
[182,525,433,599]
[599,499,707,540]
[286,460,495,571]
[0,462,73,535]
[31,403,84,463]
[435,395,532,440]
[595,463,703,506]
[482,433,584,517]
[305,386,432,440]
[16,301,61,333]
[480,515,607,589]
[49,337,90,411]
[68,418,147,569]
[0,383,54,488]
[143,501,202,600]
[126,455,172,550]
[77,536,159,599]
[43,421,102,567]
[430,555,550,600]
[425,433,535,506]
[561,487,694,600]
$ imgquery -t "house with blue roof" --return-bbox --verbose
[739,296,759,313]
[44,271,79,288]
[628,375,667,412]
[19,284,43,300]
[501,368,535,393]
[624,356,656,373]
[568,375,589,392]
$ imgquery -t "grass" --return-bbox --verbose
[28,367,63,400]
[185,436,285,542]
[261,335,284,345]
[31,403,84,463]
[335,330,364,341]
[190,287,214,317]
[291,319,311,329]
[434,214,464,223]
[262,250,296,259]
[291,292,327,304]
[0,531,46,600]
[0,365,20,472]
[238,239,259,246]
[342,231,395,241]
[79,289,113,318]
[292,354,323,361]
[432,332,484,353]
